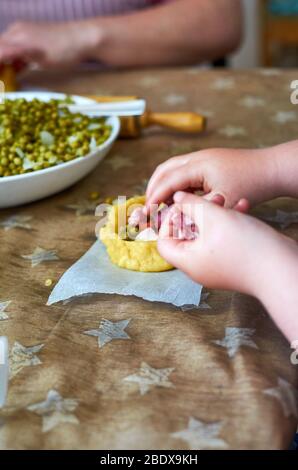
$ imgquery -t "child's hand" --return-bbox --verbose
[158,192,289,295]
[146,147,280,212]
[0,21,99,68]
[158,192,298,342]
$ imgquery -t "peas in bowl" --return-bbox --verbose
[0,92,120,208]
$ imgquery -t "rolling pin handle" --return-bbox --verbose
[141,111,207,134]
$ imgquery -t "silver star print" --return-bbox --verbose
[0,214,33,231]
[272,111,296,124]
[138,76,160,88]
[106,154,133,171]
[264,378,298,418]
[27,389,79,433]
[84,318,131,349]
[239,96,266,108]
[214,327,258,358]
[181,293,211,312]
[0,301,11,321]
[171,417,228,450]
[164,94,186,106]
[21,247,59,267]
[124,362,174,395]
[187,66,202,75]
[261,210,298,229]
[211,77,235,90]
[258,68,280,77]
[65,199,98,216]
[195,108,214,118]
[9,342,44,379]
[219,125,247,138]
[170,142,195,155]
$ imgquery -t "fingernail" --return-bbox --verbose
[174,191,185,203]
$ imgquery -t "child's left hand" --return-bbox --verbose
[158,191,298,342]
[158,191,279,295]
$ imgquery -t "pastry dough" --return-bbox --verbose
[100,196,173,272]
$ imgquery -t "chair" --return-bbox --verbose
[260,0,298,66]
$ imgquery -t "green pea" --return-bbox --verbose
[0,97,112,177]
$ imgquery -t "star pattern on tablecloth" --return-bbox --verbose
[181,293,211,312]
[106,154,133,171]
[0,301,11,321]
[218,125,247,138]
[164,93,186,106]
[261,210,298,229]
[170,142,196,156]
[21,247,59,267]
[84,318,131,349]
[124,362,174,395]
[195,108,214,118]
[264,378,298,418]
[272,111,296,124]
[258,68,281,76]
[27,389,79,433]
[214,327,258,358]
[64,199,98,216]
[239,96,266,108]
[0,214,33,231]
[171,417,228,450]
[138,76,160,88]
[9,342,44,379]
[211,77,235,90]
[187,66,202,75]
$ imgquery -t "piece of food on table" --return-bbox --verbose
[0,97,111,177]
[100,196,174,272]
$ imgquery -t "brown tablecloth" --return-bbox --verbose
[0,68,297,450]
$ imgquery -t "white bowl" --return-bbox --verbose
[0,92,120,208]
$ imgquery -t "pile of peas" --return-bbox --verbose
[0,98,112,177]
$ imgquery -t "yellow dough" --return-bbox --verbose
[100,196,173,272]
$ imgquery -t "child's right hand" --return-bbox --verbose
[158,192,298,342]
[146,147,280,212]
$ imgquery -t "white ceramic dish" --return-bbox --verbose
[0,92,120,209]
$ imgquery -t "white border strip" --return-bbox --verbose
[0,337,9,408]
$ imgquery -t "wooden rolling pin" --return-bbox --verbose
[87,95,207,138]
[0,64,18,92]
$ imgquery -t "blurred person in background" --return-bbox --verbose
[0,0,242,69]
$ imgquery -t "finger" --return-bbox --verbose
[205,192,225,207]
[173,191,221,226]
[146,154,191,201]
[146,160,204,209]
[234,198,250,213]
[0,42,40,65]
[0,43,23,62]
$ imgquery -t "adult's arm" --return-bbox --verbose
[88,0,243,66]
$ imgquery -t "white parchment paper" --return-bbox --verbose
[48,241,202,307]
